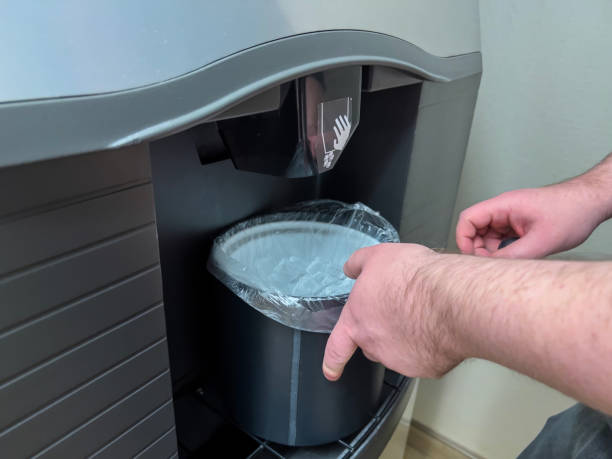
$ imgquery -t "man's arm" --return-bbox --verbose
[437,254,612,415]
[322,244,612,415]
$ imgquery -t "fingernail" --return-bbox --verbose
[322,362,341,381]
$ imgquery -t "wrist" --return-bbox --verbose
[564,157,612,224]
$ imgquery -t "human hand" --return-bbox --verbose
[456,183,603,259]
[322,243,465,381]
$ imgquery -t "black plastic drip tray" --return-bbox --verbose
[175,371,413,459]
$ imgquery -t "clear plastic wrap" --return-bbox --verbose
[207,200,399,332]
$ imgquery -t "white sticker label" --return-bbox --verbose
[319,97,352,169]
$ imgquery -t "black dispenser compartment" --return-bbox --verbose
[147,62,479,456]
[217,66,362,177]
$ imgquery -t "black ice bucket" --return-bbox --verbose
[207,200,399,446]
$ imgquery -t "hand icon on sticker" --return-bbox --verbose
[333,115,351,151]
[323,115,351,168]
[318,97,353,170]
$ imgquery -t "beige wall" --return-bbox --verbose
[409,1,612,458]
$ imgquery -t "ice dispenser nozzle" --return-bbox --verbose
[216,66,361,178]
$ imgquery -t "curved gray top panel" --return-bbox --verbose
[0,30,481,169]
[1,0,480,103]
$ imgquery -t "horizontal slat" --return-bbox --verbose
[0,145,151,219]
[0,184,156,276]
[135,428,178,459]
[0,338,169,457]
[0,305,168,432]
[36,374,173,459]
[0,225,160,330]
[90,400,175,459]
[0,267,162,383]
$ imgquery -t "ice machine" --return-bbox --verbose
[0,2,481,457]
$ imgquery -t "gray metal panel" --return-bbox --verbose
[0,146,175,458]
[91,401,175,459]
[0,144,150,218]
[0,341,169,457]
[0,184,155,276]
[0,225,160,330]
[0,268,162,383]
[399,74,481,247]
[0,31,481,169]
[0,305,167,433]
[134,427,178,459]
[36,374,173,459]
[1,1,480,102]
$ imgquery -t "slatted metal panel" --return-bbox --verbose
[91,401,175,459]
[134,428,178,459]
[0,145,177,458]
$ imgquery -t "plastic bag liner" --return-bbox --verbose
[207,200,399,332]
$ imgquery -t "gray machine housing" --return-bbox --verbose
[0,7,481,457]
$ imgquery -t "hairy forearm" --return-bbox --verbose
[565,152,612,223]
[433,255,612,414]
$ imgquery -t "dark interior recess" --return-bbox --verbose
[149,77,422,456]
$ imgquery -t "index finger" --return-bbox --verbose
[322,311,357,381]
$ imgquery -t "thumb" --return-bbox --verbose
[322,311,357,381]
[344,246,374,279]
[492,231,549,259]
